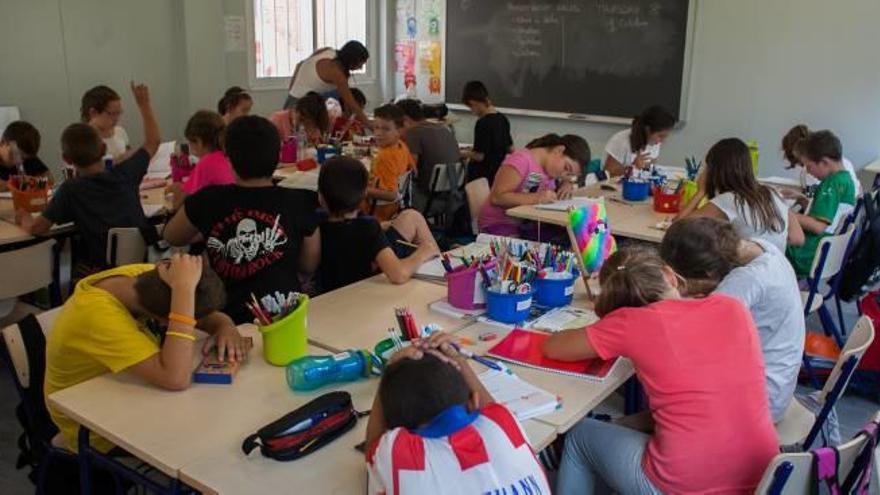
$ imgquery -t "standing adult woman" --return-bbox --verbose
[284,40,370,126]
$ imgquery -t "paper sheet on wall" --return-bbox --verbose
[224,15,245,52]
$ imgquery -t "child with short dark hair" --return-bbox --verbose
[365,332,550,494]
[18,82,160,274]
[163,115,321,324]
[330,87,367,140]
[217,86,253,125]
[81,85,131,162]
[782,124,861,196]
[785,130,856,277]
[166,110,234,210]
[317,156,438,292]
[0,121,53,192]
[364,104,414,221]
[461,80,513,185]
[45,253,249,453]
[395,98,461,204]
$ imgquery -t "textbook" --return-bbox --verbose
[487,329,620,382]
[478,368,560,421]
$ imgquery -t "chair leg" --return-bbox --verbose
[802,354,822,389]
[78,427,93,495]
[835,296,847,340]
[818,305,844,348]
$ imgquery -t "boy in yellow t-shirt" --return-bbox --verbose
[45,254,250,453]
[363,104,415,221]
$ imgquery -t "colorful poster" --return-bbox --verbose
[395,42,416,74]
[396,0,415,39]
[418,41,441,77]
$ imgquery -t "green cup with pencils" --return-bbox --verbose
[252,293,309,366]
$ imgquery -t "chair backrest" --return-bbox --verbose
[465,178,490,235]
[755,411,880,494]
[820,316,875,401]
[429,162,466,193]
[0,240,56,300]
[106,225,165,266]
[809,224,855,283]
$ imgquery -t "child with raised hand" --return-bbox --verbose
[478,133,589,237]
[0,121,53,192]
[81,85,131,162]
[461,80,513,185]
[45,253,249,453]
[365,331,550,495]
[543,246,778,494]
[18,82,160,275]
[166,110,234,210]
[660,217,804,422]
[676,137,804,251]
[785,130,857,277]
[317,156,439,292]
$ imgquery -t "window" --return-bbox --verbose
[249,0,371,88]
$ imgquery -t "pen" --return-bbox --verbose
[451,343,502,371]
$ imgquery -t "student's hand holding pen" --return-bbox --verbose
[535,189,557,204]
[557,180,575,200]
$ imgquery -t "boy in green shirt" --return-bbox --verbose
[786,130,856,277]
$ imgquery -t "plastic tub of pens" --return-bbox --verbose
[621,178,651,202]
[652,183,682,213]
[533,268,580,308]
[9,176,50,213]
[486,286,534,324]
[445,259,496,310]
[250,292,309,367]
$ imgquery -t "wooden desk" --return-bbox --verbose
[307,274,468,353]
[506,184,670,243]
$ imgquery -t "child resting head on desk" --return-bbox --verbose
[45,253,251,453]
[316,155,439,293]
[542,246,778,495]
[18,82,161,277]
[0,120,53,192]
[364,331,551,495]
[477,133,590,238]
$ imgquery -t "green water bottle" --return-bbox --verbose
[747,140,760,176]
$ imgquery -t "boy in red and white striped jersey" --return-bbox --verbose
[365,332,549,495]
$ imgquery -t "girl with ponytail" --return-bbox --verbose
[603,106,676,177]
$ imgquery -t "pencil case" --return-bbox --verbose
[241,391,359,461]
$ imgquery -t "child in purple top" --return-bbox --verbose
[168,110,235,210]
[478,134,590,237]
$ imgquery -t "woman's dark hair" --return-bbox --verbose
[185,110,225,152]
[704,138,784,233]
[224,115,280,179]
[462,80,490,105]
[526,133,591,181]
[396,99,425,121]
[217,86,253,115]
[336,40,369,74]
[798,130,843,163]
[1,121,41,156]
[595,247,672,318]
[781,124,809,168]
[629,105,676,153]
[296,92,330,133]
[80,85,121,122]
[318,156,369,214]
[379,353,471,429]
[134,262,226,320]
[660,217,742,285]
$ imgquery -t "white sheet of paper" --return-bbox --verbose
[534,197,603,211]
[146,141,174,179]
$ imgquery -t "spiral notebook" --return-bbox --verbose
[487,329,620,382]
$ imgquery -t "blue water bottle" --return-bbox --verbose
[286,350,370,391]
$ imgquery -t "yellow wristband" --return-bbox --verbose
[165,331,196,342]
[168,312,197,327]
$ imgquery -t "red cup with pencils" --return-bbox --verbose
[652,185,682,213]
[446,259,497,310]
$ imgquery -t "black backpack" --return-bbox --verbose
[839,192,880,301]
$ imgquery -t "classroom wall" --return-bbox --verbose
[436,0,880,177]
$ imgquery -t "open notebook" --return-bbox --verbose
[534,197,603,212]
[487,329,621,382]
[477,368,560,421]
[415,234,556,281]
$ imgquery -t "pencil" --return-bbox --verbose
[395,239,419,249]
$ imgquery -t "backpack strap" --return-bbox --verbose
[842,420,880,494]
[811,447,841,495]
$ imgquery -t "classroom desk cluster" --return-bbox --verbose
[43,227,642,493]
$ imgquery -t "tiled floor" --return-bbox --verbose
[0,300,877,493]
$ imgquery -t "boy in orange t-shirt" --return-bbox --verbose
[363,104,414,221]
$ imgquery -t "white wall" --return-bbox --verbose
[439,0,880,177]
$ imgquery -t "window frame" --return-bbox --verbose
[245,0,377,92]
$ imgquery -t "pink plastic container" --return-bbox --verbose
[445,260,496,310]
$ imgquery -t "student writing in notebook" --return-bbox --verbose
[81,85,131,163]
[0,121,53,192]
[602,105,676,177]
[478,133,589,238]
[365,331,550,495]
[661,217,804,422]
[676,137,803,252]
[270,91,330,145]
[330,87,366,140]
[781,124,861,199]
[166,110,235,210]
[317,156,438,293]
[543,247,778,494]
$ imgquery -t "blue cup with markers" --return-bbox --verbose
[621,178,650,201]
[532,269,579,308]
[486,286,534,324]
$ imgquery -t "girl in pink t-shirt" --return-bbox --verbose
[544,247,779,495]
[477,133,589,237]
[167,110,235,210]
